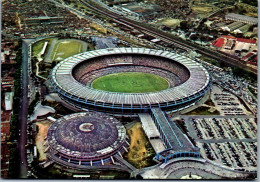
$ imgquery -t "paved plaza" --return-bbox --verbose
[140,159,253,179]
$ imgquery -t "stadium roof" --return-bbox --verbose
[50,48,210,106]
[47,112,126,160]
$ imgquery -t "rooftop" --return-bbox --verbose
[47,112,126,159]
[236,38,257,44]
[50,48,210,106]
[226,13,258,24]
[151,108,194,151]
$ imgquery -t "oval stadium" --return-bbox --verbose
[49,48,211,115]
[45,112,127,168]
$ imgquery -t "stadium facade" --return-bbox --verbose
[49,48,211,115]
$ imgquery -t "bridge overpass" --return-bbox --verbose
[138,108,201,164]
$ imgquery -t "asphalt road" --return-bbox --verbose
[195,138,257,143]
[18,39,34,178]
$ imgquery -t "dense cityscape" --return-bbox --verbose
[1,0,257,180]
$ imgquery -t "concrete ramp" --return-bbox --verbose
[114,155,136,171]
[138,113,166,153]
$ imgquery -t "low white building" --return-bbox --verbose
[242,43,250,51]
[1,52,5,63]
[5,92,14,111]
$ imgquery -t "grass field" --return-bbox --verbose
[156,18,181,28]
[124,122,156,169]
[186,106,220,115]
[51,40,84,61]
[191,6,215,13]
[204,98,215,107]
[32,38,54,57]
[191,5,218,18]
[92,72,169,93]
[244,12,258,18]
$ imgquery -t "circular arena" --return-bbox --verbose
[49,48,211,115]
[45,112,127,168]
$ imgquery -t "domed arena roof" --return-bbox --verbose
[46,112,126,165]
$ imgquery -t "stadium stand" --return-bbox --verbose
[77,66,181,88]
[49,48,211,115]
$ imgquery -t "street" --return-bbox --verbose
[18,39,35,178]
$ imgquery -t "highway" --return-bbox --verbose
[78,0,256,74]
[18,39,34,178]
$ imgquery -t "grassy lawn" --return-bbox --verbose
[190,4,218,18]
[39,71,49,78]
[32,38,54,57]
[31,161,72,179]
[51,40,84,61]
[124,122,156,169]
[199,55,223,67]
[92,72,169,93]
[204,98,215,107]
[191,6,216,13]
[98,171,130,179]
[186,106,220,115]
[244,12,258,17]
[156,18,181,28]
[88,43,95,51]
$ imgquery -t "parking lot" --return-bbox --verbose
[211,85,251,115]
[184,116,257,171]
[199,60,257,115]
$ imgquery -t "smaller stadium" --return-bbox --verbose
[44,112,127,168]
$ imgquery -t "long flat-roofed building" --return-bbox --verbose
[225,13,258,25]
[139,113,166,153]
[23,16,64,25]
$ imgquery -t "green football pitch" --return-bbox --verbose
[91,72,169,93]
[51,40,84,61]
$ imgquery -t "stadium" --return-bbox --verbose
[44,112,127,168]
[49,48,211,115]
